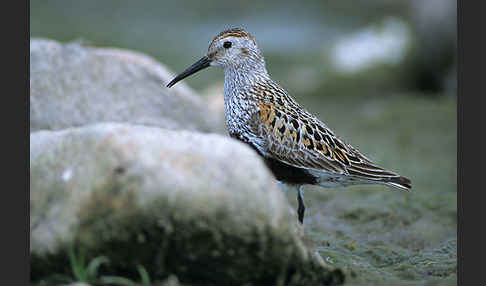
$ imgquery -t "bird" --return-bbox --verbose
[167,28,411,224]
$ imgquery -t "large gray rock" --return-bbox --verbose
[30,39,224,133]
[30,123,344,286]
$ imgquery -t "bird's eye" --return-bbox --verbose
[223,41,232,49]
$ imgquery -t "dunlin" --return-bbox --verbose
[167,28,411,224]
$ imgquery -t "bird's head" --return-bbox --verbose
[167,28,264,88]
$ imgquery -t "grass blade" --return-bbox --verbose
[137,265,151,286]
[100,275,138,286]
[68,246,86,282]
[86,256,109,279]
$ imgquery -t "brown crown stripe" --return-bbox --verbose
[211,28,256,45]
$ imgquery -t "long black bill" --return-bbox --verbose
[166,56,211,88]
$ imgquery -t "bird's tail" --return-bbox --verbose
[382,175,412,191]
[346,161,412,191]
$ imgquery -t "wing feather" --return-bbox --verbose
[251,101,411,190]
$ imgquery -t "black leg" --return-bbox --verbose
[297,185,305,224]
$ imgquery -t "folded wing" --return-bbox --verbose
[250,101,411,190]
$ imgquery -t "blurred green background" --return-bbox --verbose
[30,0,456,96]
[31,0,456,285]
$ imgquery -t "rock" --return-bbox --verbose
[200,82,225,119]
[30,38,225,133]
[30,123,344,286]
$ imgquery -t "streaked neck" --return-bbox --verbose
[223,60,269,99]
